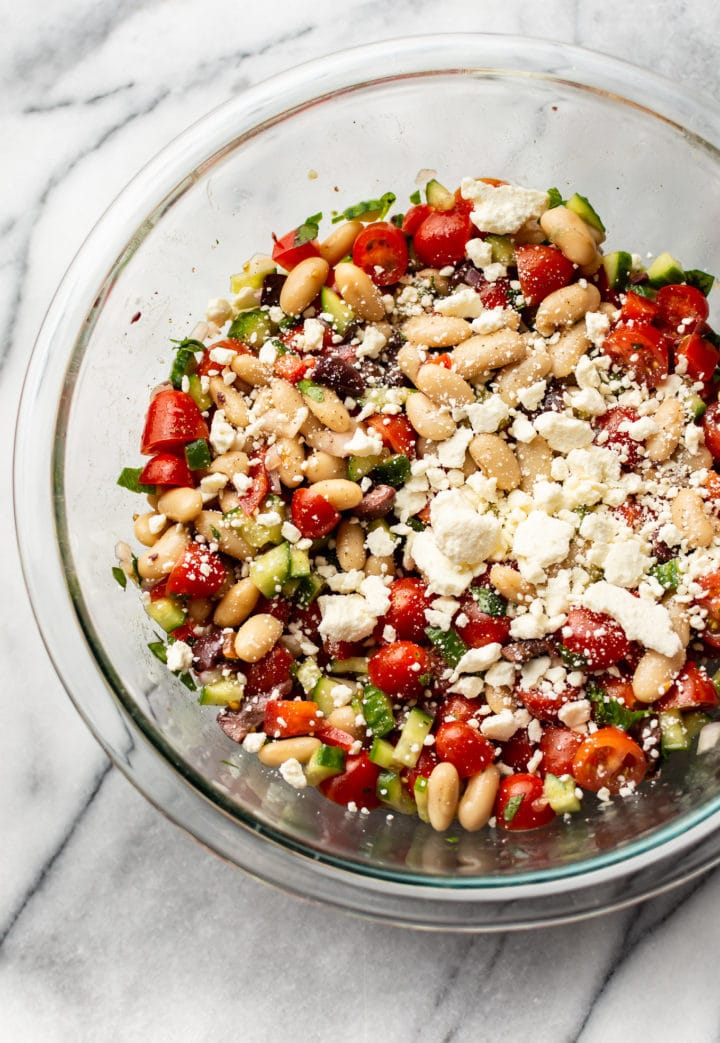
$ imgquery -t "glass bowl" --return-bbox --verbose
[16,34,720,930]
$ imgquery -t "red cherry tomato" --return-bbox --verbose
[437,694,482,724]
[514,244,575,306]
[368,641,432,699]
[478,277,512,310]
[518,688,573,723]
[366,413,417,458]
[675,332,719,383]
[401,204,433,236]
[412,207,472,267]
[572,727,647,795]
[264,699,321,738]
[196,339,250,378]
[496,773,555,831]
[382,577,432,642]
[595,406,642,469]
[314,724,357,751]
[702,403,720,460]
[539,726,584,777]
[602,322,670,388]
[237,456,270,517]
[319,752,381,810]
[244,645,295,699]
[499,729,535,772]
[139,452,194,488]
[271,226,321,271]
[455,594,511,648]
[165,544,227,598]
[291,487,341,539]
[600,675,642,711]
[619,291,659,325]
[694,572,720,649]
[655,282,709,334]
[562,607,631,670]
[656,661,719,711]
[273,353,316,383]
[140,389,209,455]
[404,746,439,794]
[435,720,495,778]
[352,221,409,286]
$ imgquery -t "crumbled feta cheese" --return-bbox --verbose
[435,287,484,319]
[558,700,592,730]
[303,318,326,352]
[470,307,517,335]
[258,340,278,365]
[465,239,493,268]
[465,396,510,433]
[424,597,461,632]
[166,640,193,673]
[480,709,519,741]
[453,643,503,676]
[279,758,307,789]
[148,513,168,535]
[209,409,236,454]
[516,380,547,412]
[603,539,651,588]
[357,325,387,359]
[512,512,574,582]
[585,310,610,347]
[436,427,475,468]
[344,426,385,457]
[626,416,658,441]
[566,387,607,417]
[581,581,682,657]
[209,345,237,366]
[534,412,594,452]
[461,179,549,235]
[510,415,537,443]
[242,732,267,754]
[281,521,301,544]
[326,570,365,593]
[365,527,397,558]
[521,656,552,688]
[430,489,502,567]
[484,660,516,688]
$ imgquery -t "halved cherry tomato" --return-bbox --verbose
[675,332,719,383]
[404,746,439,794]
[595,406,642,469]
[140,389,209,455]
[655,283,709,334]
[518,688,573,723]
[412,206,473,267]
[368,641,431,699]
[165,544,226,598]
[539,726,584,777]
[455,594,511,648]
[366,413,417,457]
[495,773,555,831]
[381,577,432,643]
[600,675,642,711]
[196,339,250,378]
[272,227,321,271]
[571,727,647,795]
[139,452,194,488]
[323,639,364,662]
[514,244,575,306]
[619,291,658,325]
[237,456,270,517]
[291,487,341,539]
[499,730,535,772]
[314,724,357,751]
[401,203,432,236]
[702,403,720,460]
[352,221,409,286]
[656,661,719,711]
[694,572,720,649]
[477,277,512,309]
[244,645,295,699]
[273,353,315,383]
[319,752,381,810]
[254,595,293,625]
[613,498,645,531]
[562,607,631,670]
[437,694,481,724]
[435,720,495,778]
[601,322,670,388]
[264,699,320,738]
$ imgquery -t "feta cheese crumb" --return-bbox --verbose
[461,179,549,235]
[581,581,682,657]
[242,732,267,754]
[279,758,307,789]
[166,640,193,673]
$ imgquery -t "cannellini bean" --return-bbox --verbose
[469,434,521,491]
[303,450,347,482]
[326,705,365,739]
[396,344,426,383]
[458,765,500,832]
[214,578,260,628]
[645,398,683,462]
[365,553,396,577]
[415,363,475,407]
[335,519,367,571]
[672,488,714,548]
[417,267,451,295]
[550,322,591,379]
[534,283,601,336]
[402,314,472,348]
[334,262,385,321]
[133,512,166,547]
[195,510,252,560]
[258,737,321,766]
[494,348,552,406]
[515,436,553,492]
[406,391,457,440]
[452,330,527,382]
[187,598,213,624]
[156,487,203,523]
[210,451,249,479]
[318,221,363,266]
[279,256,329,316]
[540,205,600,267]
[428,762,460,832]
[309,478,363,510]
[208,376,250,427]
[633,603,689,703]
[234,613,284,662]
[137,524,189,580]
[273,436,305,488]
[302,386,352,433]
[489,563,534,603]
[485,686,517,714]
[231,353,273,386]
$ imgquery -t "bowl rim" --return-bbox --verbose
[15,32,720,929]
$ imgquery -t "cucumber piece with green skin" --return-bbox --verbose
[565,192,605,234]
[659,709,689,752]
[249,542,291,597]
[369,737,396,769]
[414,776,430,823]
[226,507,284,550]
[230,258,276,295]
[683,711,711,743]
[647,251,685,288]
[199,677,245,706]
[650,558,681,592]
[347,454,383,482]
[295,572,325,607]
[305,743,346,787]
[484,234,515,266]
[296,658,322,695]
[688,393,707,421]
[289,547,311,579]
[169,344,198,389]
[425,178,454,211]
[542,773,581,815]
[393,708,434,768]
[377,770,416,815]
[312,675,354,716]
[425,626,468,668]
[146,597,187,633]
[320,286,355,335]
[602,250,633,292]
[227,308,274,347]
[361,684,396,738]
[371,454,411,489]
[329,657,369,675]
[186,372,212,411]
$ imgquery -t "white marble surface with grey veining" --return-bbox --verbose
[4,2,720,1040]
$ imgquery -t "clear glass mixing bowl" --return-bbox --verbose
[16,34,720,929]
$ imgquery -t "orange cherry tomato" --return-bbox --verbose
[571,727,647,795]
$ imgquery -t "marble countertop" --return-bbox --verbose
[5,2,720,1039]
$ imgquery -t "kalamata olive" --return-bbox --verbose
[354,484,396,519]
[312,354,365,398]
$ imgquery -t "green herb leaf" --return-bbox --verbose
[111,566,127,590]
[425,626,468,668]
[469,586,507,618]
[587,681,650,731]
[331,192,396,224]
[185,438,212,470]
[547,187,564,208]
[406,516,426,532]
[684,268,716,296]
[169,345,198,389]
[650,558,681,592]
[557,644,588,670]
[210,525,221,542]
[297,379,325,402]
[148,641,167,664]
[293,212,322,247]
[503,794,524,823]
[409,190,421,205]
[117,467,155,495]
[178,672,197,691]
[390,213,405,228]
[629,282,656,299]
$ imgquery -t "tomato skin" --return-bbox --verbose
[272,227,321,271]
[702,403,720,460]
[139,452,194,488]
[500,730,535,772]
[519,688,573,723]
[562,607,631,670]
[455,595,511,648]
[352,221,409,286]
[595,406,642,469]
[619,291,658,324]
[273,353,315,383]
[366,413,417,458]
[539,726,584,777]
[166,544,227,598]
[656,661,719,711]
[655,283,709,334]
[696,571,720,648]
[401,204,432,236]
[291,487,341,539]
[314,724,356,751]
[495,773,555,831]
[435,720,495,778]
[602,321,670,388]
[367,641,432,699]
[140,389,209,455]
[319,752,381,810]
[264,699,320,738]
[675,332,719,383]
[478,277,512,310]
[244,645,295,699]
[382,577,432,642]
[412,207,472,267]
[437,694,481,724]
[514,244,575,306]
[404,746,439,793]
[237,456,270,517]
[196,339,250,378]
[572,727,647,795]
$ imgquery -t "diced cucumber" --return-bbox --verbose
[249,542,291,597]
[688,393,707,421]
[565,192,605,235]
[650,558,681,592]
[295,572,325,607]
[281,578,301,598]
[684,711,711,743]
[289,547,311,579]
[146,597,187,633]
[305,743,346,787]
[469,585,507,617]
[393,708,434,768]
[647,251,685,288]
[226,504,284,550]
[230,256,276,294]
[602,250,633,292]
[186,373,212,411]
[296,658,322,695]
[425,626,468,668]
[313,676,353,716]
[369,737,396,769]
[361,685,396,738]
[377,770,416,815]
[329,657,369,675]
[199,677,245,706]
[543,773,581,815]
[659,709,689,753]
[185,438,211,470]
[484,234,515,266]
[347,454,383,482]
[227,308,274,347]
[425,178,454,211]
[169,344,198,389]
[372,454,411,489]
[414,776,430,823]
[320,286,355,335]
